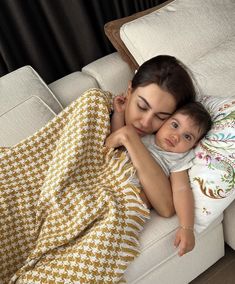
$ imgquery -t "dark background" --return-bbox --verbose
[0,0,166,83]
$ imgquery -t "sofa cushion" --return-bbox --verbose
[104,1,173,70]
[190,35,235,99]
[191,95,235,233]
[118,0,235,67]
[0,65,63,115]
[0,96,56,147]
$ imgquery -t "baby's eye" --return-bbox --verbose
[171,121,178,128]
[184,134,192,141]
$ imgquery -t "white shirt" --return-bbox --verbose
[129,134,195,187]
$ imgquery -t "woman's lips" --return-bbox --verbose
[134,127,146,136]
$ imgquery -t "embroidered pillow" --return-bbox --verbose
[190,96,235,233]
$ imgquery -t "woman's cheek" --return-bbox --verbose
[152,120,165,132]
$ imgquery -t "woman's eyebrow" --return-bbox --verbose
[138,95,172,115]
[138,95,151,108]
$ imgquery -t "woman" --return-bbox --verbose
[106,55,196,217]
[0,55,197,283]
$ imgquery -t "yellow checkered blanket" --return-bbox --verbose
[0,88,149,283]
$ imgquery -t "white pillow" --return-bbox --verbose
[118,0,235,100]
[120,0,235,66]
[190,96,235,233]
[0,65,63,115]
[0,96,56,147]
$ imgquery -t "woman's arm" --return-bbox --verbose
[105,125,175,217]
[170,170,195,256]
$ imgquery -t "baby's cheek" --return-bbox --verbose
[153,121,164,132]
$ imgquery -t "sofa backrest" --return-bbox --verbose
[82,52,134,96]
[108,0,235,98]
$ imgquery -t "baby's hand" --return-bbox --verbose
[174,227,195,256]
[113,95,126,113]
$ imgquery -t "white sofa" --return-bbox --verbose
[0,0,234,283]
[0,52,234,284]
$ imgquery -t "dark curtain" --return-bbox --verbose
[0,0,166,83]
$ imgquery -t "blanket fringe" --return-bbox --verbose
[104,148,150,281]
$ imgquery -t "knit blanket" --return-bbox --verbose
[0,88,150,284]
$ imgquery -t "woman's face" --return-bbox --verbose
[125,83,177,136]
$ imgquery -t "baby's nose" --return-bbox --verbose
[171,134,180,144]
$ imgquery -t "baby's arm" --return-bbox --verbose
[111,95,126,133]
[170,170,195,256]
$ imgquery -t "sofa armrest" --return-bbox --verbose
[0,65,63,115]
[82,52,134,96]
[49,71,98,108]
[223,200,235,250]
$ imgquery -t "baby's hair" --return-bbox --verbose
[174,102,212,140]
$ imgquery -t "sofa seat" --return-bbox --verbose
[125,211,224,283]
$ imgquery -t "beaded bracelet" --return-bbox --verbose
[179,225,194,231]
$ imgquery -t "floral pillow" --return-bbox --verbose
[189,95,235,233]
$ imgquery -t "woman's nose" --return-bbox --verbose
[140,114,152,129]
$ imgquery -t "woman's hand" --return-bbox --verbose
[105,125,137,149]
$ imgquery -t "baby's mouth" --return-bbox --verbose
[165,138,175,147]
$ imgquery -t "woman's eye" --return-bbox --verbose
[137,104,147,111]
[155,115,166,121]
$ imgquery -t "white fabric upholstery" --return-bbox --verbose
[82,52,134,96]
[124,210,223,283]
[120,0,235,66]
[224,201,235,249]
[125,220,224,284]
[49,71,99,107]
[0,96,55,147]
[0,65,63,115]
[189,35,235,99]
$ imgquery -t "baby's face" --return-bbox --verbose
[155,113,202,153]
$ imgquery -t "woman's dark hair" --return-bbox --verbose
[131,55,196,108]
[175,101,212,140]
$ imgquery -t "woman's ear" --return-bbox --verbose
[126,81,133,98]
